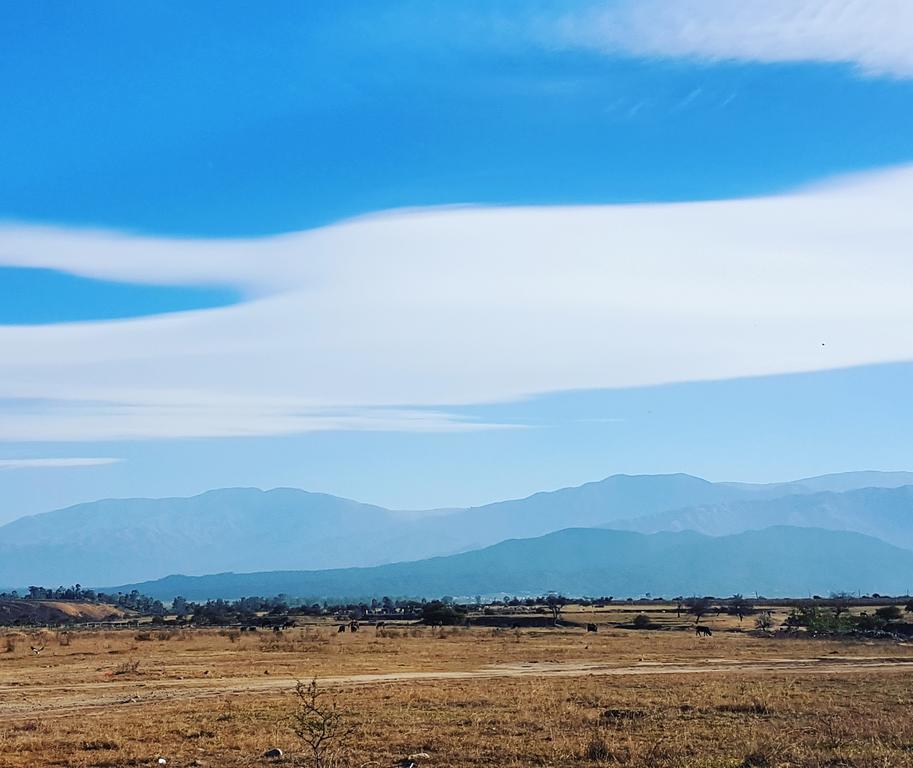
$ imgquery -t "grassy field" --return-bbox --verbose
[2,606,913,767]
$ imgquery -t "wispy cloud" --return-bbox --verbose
[548,0,913,79]
[1,164,912,441]
[0,457,123,470]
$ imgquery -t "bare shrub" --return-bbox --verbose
[81,739,119,750]
[740,748,774,767]
[291,677,355,768]
[583,726,612,762]
[113,659,141,675]
[13,719,42,732]
[4,635,17,653]
[718,701,773,716]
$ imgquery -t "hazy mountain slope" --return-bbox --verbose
[403,473,750,554]
[722,471,913,498]
[4,471,912,586]
[0,473,758,586]
[112,526,913,601]
[611,486,913,549]
[0,488,400,585]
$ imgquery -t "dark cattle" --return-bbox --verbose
[375,621,386,630]
[349,620,360,633]
[586,623,598,633]
[338,624,347,633]
[272,625,282,633]
[695,625,713,637]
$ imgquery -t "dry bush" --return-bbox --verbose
[81,739,119,751]
[4,634,17,653]
[12,719,42,732]
[220,629,241,643]
[291,678,355,768]
[113,659,141,675]
[583,731,612,762]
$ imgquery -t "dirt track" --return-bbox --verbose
[3,655,912,722]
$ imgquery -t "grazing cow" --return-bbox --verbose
[349,620,360,633]
[375,621,386,630]
[338,624,347,633]
[695,625,713,637]
[586,623,598,633]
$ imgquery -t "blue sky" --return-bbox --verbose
[1,1,913,521]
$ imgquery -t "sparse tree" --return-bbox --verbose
[727,594,753,623]
[686,597,713,624]
[545,594,568,625]
[291,678,355,768]
[755,612,773,632]
[171,596,189,616]
[830,591,854,618]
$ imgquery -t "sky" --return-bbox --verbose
[1,1,913,522]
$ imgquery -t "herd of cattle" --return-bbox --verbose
[236,619,713,635]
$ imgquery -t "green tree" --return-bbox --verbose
[545,594,568,625]
[875,605,903,622]
[171,596,189,615]
[686,597,713,624]
[421,601,465,626]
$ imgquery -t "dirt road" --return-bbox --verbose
[3,655,912,722]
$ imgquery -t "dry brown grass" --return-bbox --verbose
[1,612,912,767]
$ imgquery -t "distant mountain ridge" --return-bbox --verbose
[611,485,913,550]
[1,470,911,586]
[112,526,913,601]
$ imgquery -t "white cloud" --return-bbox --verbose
[1,164,913,441]
[0,458,123,470]
[548,0,913,79]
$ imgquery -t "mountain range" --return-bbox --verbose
[113,526,913,601]
[612,485,913,550]
[1,470,911,590]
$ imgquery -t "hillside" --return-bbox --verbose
[0,473,755,585]
[0,600,125,624]
[111,526,913,601]
[2,471,910,586]
[612,485,913,549]
[0,488,400,585]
